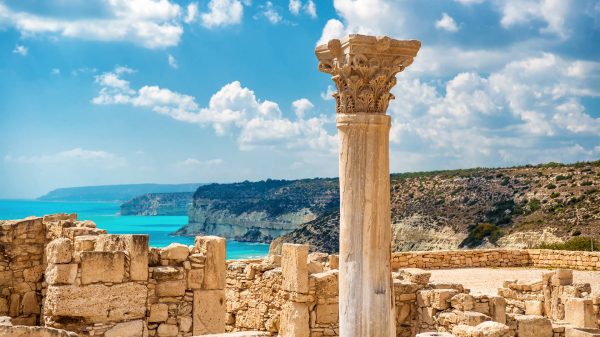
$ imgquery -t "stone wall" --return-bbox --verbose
[0,214,227,337]
[391,249,600,271]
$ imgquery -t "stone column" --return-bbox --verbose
[315,35,420,337]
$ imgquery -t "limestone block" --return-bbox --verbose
[63,226,106,240]
[157,323,179,337]
[46,264,77,285]
[451,293,475,311]
[179,316,193,332]
[196,236,226,290]
[474,301,491,315]
[73,235,97,252]
[421,307,436,325]
[525,300,544,316]
[0,298,8,315]
[476,321,510,337]
[160,242,190,262]
[105,320,145,337]
[193,289,226,335]
[149,303,169,322]
[311,270,338,297]
[308,261,324,274]
[565,298,597,328]
[156,279,186,297]
[80,251,126,284]
[0,325,79,337]
[45,282,147,322]
[552,269,573,286]
[491,296,506,324]
[515,315,553,337]
[95,234,149,281]
[9,294,19,317]
[280,302,309,337]
[21,291,39,314]
[432,289,459,310]
[281,243,309,294]
[23,265,44,283]
[458,311,490,326]
[397,303,411,324]
[328,255,339,270]
[188,269,204,289]
[153,266,184,281]
[46,238,73,264]
[565,327,600,337]
[398,268,431,285]
[316,303,338,324]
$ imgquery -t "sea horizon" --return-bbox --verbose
[0,199,270,260]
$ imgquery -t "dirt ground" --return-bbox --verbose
[428,268,600,295]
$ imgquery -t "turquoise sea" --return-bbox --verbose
[0,199,269,260]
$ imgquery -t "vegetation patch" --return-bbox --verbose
[537,236,599,252]
[460,223,502,248]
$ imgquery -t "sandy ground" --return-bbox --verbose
[428,268,600,295]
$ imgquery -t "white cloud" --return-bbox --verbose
[320,85,335,101]
[185,2,199,23]
[168,54,178,69]
[12,44,28,56]
[289,0,301,15]
[92,67,337,153]
[261,1,283,25]
[177,158,223,167]
[4,148,126,168]
[0,0,183,48]
[51,68,60,75]
[385,52,600,169]
[201,0,244,28]
[497,0,571,38]
[292,98,314,119]
[305,0,317,18]
[435,13,459,32]
[454,0,485,4]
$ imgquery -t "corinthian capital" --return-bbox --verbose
[315,34,421,115]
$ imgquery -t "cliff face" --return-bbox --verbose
[271,161,600,253]
[120,193,193,216]
[176,179,339,242]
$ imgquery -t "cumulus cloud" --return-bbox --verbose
[288,0,316,18]
[12,44,27,56]
[496,0,572,38]
[92,67,337,153]
[258,1,283,24]
[289,0,301,15]
[201,0,244,28]
[0,0,183,48]
[386,52,600,170]
[435,13,459,32]
[176,158,223,167]
[184,2,199,23]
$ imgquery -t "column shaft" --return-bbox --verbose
[337,113,395,337]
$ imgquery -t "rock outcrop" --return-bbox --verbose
[271,161,600,253]
[176,179,339,243]
[120,192,193,216]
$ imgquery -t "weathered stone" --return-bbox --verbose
[280,302,309,337]
[398,268,431,285]
[46,238,73,264]
[179,316,193,332]
[451,293,475,311]
[515,315,553,337]
[0,298,8,315]
[196,236,226,290]
[432,289,458,310]
[80,251,126,284]
[160,242,190,262]
[565,298,596,328]
[312,270,338,297]
[193,289,225,335]
[21,291,39,314]
[148,303,169,323]
[23,265,43,283]
[525,300,544,316]
[156,279,186,297]
[46,264,78,285]
[187,269,204,289]
[95,234,149,281]
[157,323,179,337]
[0,325,78,337]
[73,235,97,252]
[491,296,506,324]
[45,282,147,322]
[105,320,145,337]
[316,303,338,324]
[153,266,183,281]
[281,243,309,293]
[328,255,339,270]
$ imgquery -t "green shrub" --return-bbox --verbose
[460,223,503,248]
[501,177,510,186]
[572,230,581,236]
[550,192,560,199]
[556,175,571,181]
[537,236,599,252]
[527,199,541,213]
[581,181,593,186]
[546,183,557,189]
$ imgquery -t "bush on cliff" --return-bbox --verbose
[537,236,599,251]
[460,223,502,248]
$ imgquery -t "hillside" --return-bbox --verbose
[39,183,202,202]
[120,192,193,216]
[270,161,600,253]
[174,178,339,242]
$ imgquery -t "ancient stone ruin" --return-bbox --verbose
[1,34,599,337]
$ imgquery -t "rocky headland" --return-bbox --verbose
[120,192,193,216]
[174,178,339,242]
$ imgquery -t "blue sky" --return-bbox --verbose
[1,0,599,198]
